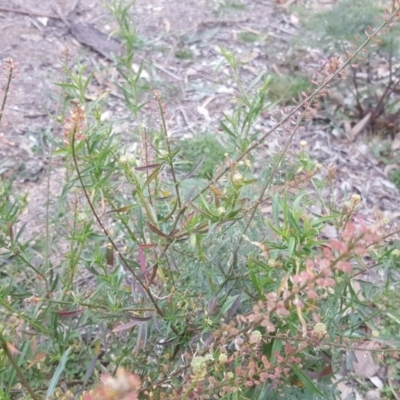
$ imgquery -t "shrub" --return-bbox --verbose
[0,1,400,399]
[295,0,400,139]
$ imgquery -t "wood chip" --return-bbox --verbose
[68,19,122,59]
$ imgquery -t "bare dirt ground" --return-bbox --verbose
[0,0,399,398]
[1,0,398,233]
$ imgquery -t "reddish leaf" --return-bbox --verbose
[6,342,20,355]
[112,316,152,333]
[146,222,168,238]
[148,264,158,286]
[226,294,242,320]
[208,297,218,314]
[138,246,148,283]
[306,365,333,379]
[27,351,46,369]
[135,163,163,171]
[56,308,84,318]
[139,243,157,249]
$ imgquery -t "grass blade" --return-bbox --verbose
[46,347,71,399]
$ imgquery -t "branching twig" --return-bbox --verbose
[69,121,169,323]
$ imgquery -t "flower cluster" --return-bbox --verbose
[62,99,87,144]
[82,368,141,400]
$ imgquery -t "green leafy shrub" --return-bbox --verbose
[0,2,399,400]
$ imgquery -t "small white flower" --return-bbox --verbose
[226,372,234,380]
[232,172,244,183]
[300,140,308,148]
[350,194,361,207]
[343,201,351,209]
[191,356,207,378]
[77,213,88,223]
[217,206,226,215]
[268,259,278,268]
[249,330,262,344]
[313,322,327,336]
[119,154,135,164]
[218,353,228,363]
[382,218,389,225]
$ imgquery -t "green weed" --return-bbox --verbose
[238,31,259,43]
[268,73,312,105]
[389,168,400,190]
[175,48,194,60]
[178,134,227,179]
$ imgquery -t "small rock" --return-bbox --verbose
[365,390,381,400]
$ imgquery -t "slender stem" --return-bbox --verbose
[144,251,352,393]
[181,11,399,210]
[0,59,13,126]
[69,116,185,336]
[235,99,311,254]
[181,379,198,400]
[70,121,166,320]
[154,93,182,209]
[1,338,40,400]
[143,7,400,277]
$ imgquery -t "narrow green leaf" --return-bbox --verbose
[248,71,266,91]
[248,257,262,297]
[181,158,205,180]
[291,364,327,398]
[144,166,162,187]
[272,194,280,228]
[46,347,71,399]
[220,120,237,140]
[288,236,296,257]
[267,218,283,236]
[160,200,177,223]
[83,70,95,92]
[271,339,282,363]
[293,192,306,210]
[221,293,250,315]
[288,213,301,234]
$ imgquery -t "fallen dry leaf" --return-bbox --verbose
[352,341,380,377]
[347,112,371,142]
[383,164,399,178]
[391,135,400,151]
